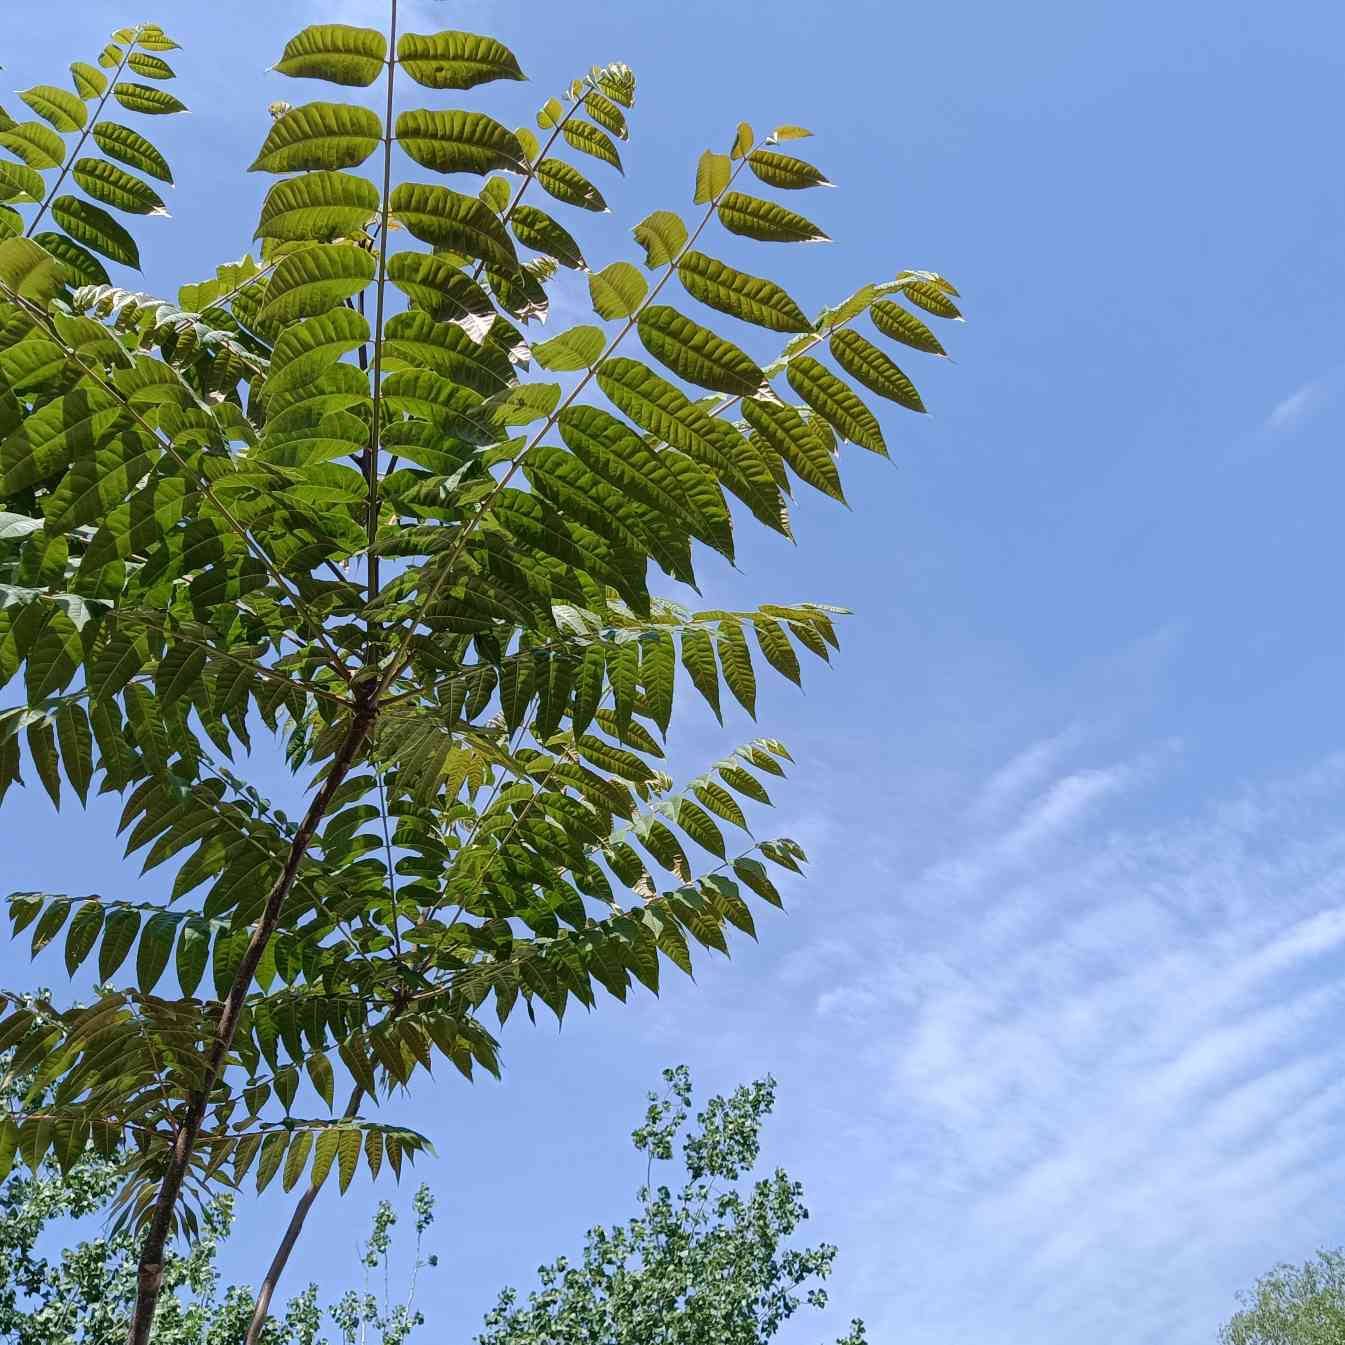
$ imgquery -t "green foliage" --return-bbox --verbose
[1221,1250,1345,1345]
[0,10,961,1339]
[477,1067,866,1345]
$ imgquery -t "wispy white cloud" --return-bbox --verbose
[724,738,1345,1345]
[1264,375,1335,434]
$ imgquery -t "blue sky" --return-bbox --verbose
[8,0,1345,1341]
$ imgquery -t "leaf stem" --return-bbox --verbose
[27,40,134,237]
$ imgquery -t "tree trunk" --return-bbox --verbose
[125,700,377,1345]
[244,1085,365,1345]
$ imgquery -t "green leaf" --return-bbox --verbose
[0,160,45,206]
[50,196,140,267]
[20,85,87,132]
[677,251,811,333]
[510,204,585,269]
[583,91,628,139]
[388,183,518,270]
[64,898,103,974]
[681,626,721,722]
[337,1126,361,1193]
[54,703,93,804]
[535,158,607,212]
[266,308,370,399]
[675,799,726,859]
[733,856,783,907]
[588,261,646,320]
[901,278,963,319]
[638,305,766,397]
[175,917,210,996]
[274,25,388,87]
[386,250,495,326]
[770,124,812,142]
[396,108,526,175]
[112,83,188,116]
[71,62,109,99]
[397,30,525,89]
[594,62,636,108]
[98,908,139,980]
[563,120,622,173]
[127,51,175,79]
[136,910,176,993]
[830,329,924,412]
[0,236,68,305]
[717,192,829,244]
[30,233,107,288]
[0,121,65,169]
[694,150,730,204]
[870,298,947,355]
[786,355,885,454]
[255,171,379,244]
[250,102,382,173]
[283,1131,314,1192]
[71,159,167,215]
[742,397,844,503]
[533,324,605,371]
[91,121,173,183]
[717,619,756,716]
[261,243,376,321]
[633,210,687,269]
[731,122,754,160]
[747,149,832,189]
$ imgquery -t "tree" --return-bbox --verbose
[0,9,961,1344]
[1221,1250,1345,1345]
[0,1031,431,1344]
[478,1066,866,1345]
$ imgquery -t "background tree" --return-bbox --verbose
[1220,1250,1345,1345]
[478,1066,866,1345]
[0,11,960,1344]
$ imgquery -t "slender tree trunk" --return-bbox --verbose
[244,1085,366,1345]
[125,699,377,1345]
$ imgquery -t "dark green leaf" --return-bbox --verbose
[112,83,187,116]
[389,182,518,270]
[830,329,925,412]
[638,305,766,397]
[91,121,173,183]
[717,192,829,244]
[510,204,585,269]
[677,251,811,333]
[870,298,947,355]
[71,159,167,215]
[747,149,832,189]
[535,158,606,212]
[786,355,885,454]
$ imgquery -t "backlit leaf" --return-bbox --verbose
[395,108,526,175]
[870,298,947,355]
[20,85,87,133]
[389,182,518,270]
[255,171,379,243]
[562,120,622,173]
[633,210,687,268]
[250,102,382,173]
[588,261,646,320]
[694,150,730,205]
[71,158,167,214]
[397,30,525,89]
[274,25,388,87]
[535,158,606,212]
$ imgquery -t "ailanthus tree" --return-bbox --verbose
[0,10,961,1345]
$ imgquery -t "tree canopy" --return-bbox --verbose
[0,10,958,1342]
